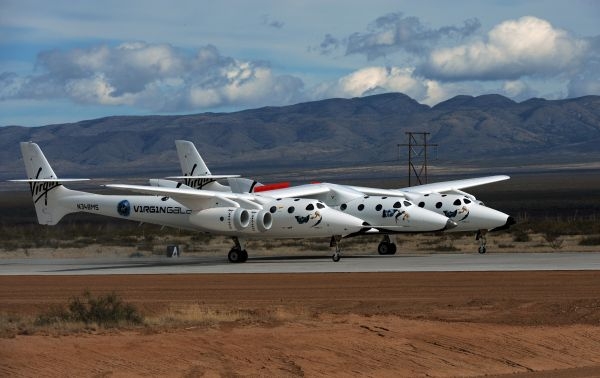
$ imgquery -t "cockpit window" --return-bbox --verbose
[464,198,471,204]
[316,203,325,209]
[393,201,401,208]
[435,202,442,209]
[288,206,295,213]
[306,204,314,211]
[381,196,387,199]
[363,195,370,199]
[453,199,462,206]
[294,198,300,202]
[403,201,412,207]
[375,204,382,211]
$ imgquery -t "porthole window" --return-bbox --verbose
[316,203,325,209]
[358,204,365,211]
[418,202,425,208]
[375,204,382,211]
[288,206,295,213]
[219,216,225,221]
[453,199,462,206]
[340,204,347,211]
[306,204,315,211]
[270,206,277,213]
[404,201,412,207]
[393,201,401,208]
[435,202,442,209]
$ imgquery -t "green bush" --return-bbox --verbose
[35,290,142,327]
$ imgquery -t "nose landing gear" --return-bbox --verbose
[330,235,343,262]
[476,230,487,254]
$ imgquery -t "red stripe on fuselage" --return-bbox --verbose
[253,182,291,192]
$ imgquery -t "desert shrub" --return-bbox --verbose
[512,228,531,242]
[579,236,600,246]
[35,290,142,327]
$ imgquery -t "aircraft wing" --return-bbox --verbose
[105,184,264,210]
[255,182,364,205]
[401,175,510,194]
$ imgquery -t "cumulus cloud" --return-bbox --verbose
[312,66,428,101]
[0,42,304,111]
[316,12,480,59]
[420,16,590,81]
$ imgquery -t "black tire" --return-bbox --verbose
[228,248,241,263]
[389,243,397,255]
[377,242,389,255]
[240,249,248,262]
[478,246,487,254]
[332,253,341,262]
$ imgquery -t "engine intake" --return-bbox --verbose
[251,210,272,232]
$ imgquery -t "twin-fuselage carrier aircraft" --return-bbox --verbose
[146,140,514,260]
[12,141,514,263]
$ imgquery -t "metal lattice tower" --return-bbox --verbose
[398,132,437,187]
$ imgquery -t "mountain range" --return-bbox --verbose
[1,93,599,180]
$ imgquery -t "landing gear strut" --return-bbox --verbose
[377,235,397,255]
[330,235,342,262]
[228,237,249,263]
[476,230,487,254]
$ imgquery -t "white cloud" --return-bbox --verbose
[0,42,304,112]
[313,66,427,99]
[421,16,589,81]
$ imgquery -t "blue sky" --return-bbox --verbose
[1,0,599,126]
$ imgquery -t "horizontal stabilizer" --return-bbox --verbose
[9,178,89,183]
[166,175,240,179]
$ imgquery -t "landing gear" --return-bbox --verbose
[228,237,249,263]
[330,235,343,262]
[476,230,487,254]
[377,235,397,255]
[228,247,248,263]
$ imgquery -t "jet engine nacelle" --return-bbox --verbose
[249,209,273,232]
[189,207,250,232]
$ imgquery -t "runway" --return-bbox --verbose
[1,251,600,275]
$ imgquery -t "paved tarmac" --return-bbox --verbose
[1,252,600,275]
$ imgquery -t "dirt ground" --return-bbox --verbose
[1,271,600,377]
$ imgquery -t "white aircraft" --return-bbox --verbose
[158,140,514,255]
[11,142,371,263]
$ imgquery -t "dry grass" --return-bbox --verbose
[1,302,317,338]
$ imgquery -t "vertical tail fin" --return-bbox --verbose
[173,140,230,191]
[175,140,212,176]
[11,142,88,225]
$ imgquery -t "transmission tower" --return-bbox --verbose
[398,132,437,187]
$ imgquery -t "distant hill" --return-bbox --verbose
[1,93,600,180]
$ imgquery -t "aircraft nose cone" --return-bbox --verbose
[444,219,458,230]
[490,215,516,231]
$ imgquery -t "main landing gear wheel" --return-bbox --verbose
[228,247,248,263]
[377,242,397,255]
[378,235,397,255]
